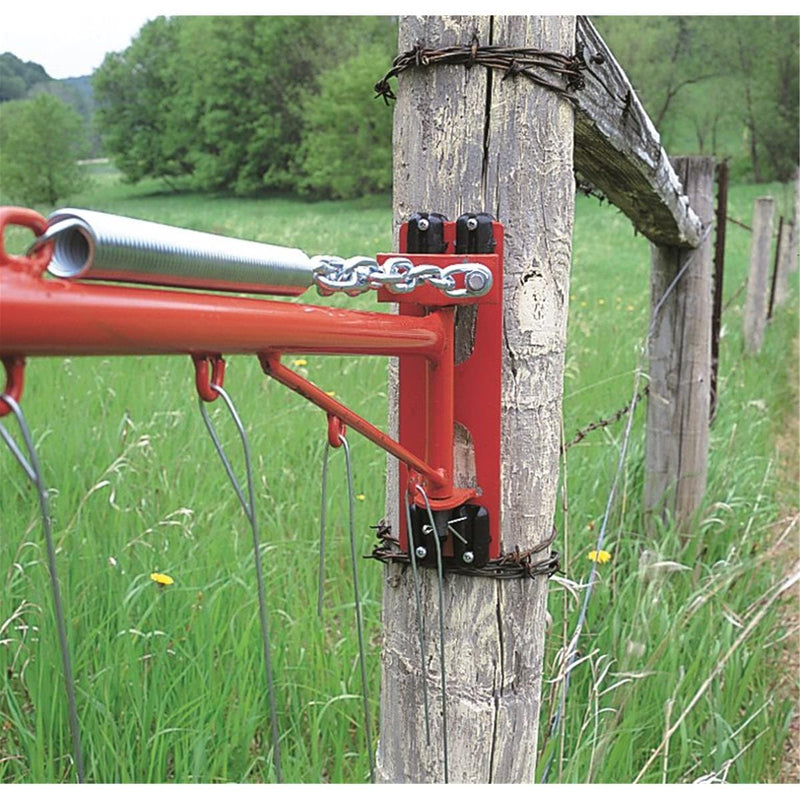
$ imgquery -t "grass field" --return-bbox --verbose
[0,166,797,782]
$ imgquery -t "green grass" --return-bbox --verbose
[0,167,797,782]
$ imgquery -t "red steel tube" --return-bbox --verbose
[0,272,446,361]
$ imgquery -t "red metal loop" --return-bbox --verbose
[0,356,26,418]
[0,206,53,277]
[327,413,346,448]
[192,354,226,402]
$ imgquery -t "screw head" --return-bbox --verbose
[415,546,428,559]
[462,551,475,564]
[466,216,479,231]
[417,218,430,231]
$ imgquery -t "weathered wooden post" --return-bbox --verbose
[710,160,729,421]
[743,197,775,354]
[772,217,794,310]
[644,156,715,532]
[377,15,575,783]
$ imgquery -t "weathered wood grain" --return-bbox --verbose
[644,156,714,532]
[377,15,575,783]
[574,17,703,248]
[743,197,775,355]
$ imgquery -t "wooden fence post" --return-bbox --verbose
[377,15,575,783]
[644,156,715,533]
[773,217,794,309]
[743,197,775,354]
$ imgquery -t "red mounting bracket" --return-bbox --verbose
[377,218,504,562]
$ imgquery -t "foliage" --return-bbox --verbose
[298,45,394,199]
[0,52,50,102]
[595,16,799,182]
[92,16,396,197]
[0,93,87,205]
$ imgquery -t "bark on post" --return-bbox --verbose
[743,197,775,355]
[377,15,575,783]
[644,156,715,533]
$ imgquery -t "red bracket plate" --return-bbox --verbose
[377,221,503,560]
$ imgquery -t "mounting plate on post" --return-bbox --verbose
[377,215,503,561]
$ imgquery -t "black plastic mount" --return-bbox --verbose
[407,503,491,569]
[406,212,448,254]
[456,212,496,254]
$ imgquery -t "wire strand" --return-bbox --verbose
[0,394,85,783]
[199,386,282,782]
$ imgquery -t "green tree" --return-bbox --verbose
[0,52,50,102]
[0,93,87,205]
[93,16,191,185]
[298,44,394,199]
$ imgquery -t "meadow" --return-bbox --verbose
[0,166,797,782]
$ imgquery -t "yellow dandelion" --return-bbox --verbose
[325,390,336,397]
[588,550,612,564]
[292,358,308,367]
[580,301,588,307]
[598,298,605,305]
[356,493,366,501]
[626,305,635,311]
[150,572,174,586]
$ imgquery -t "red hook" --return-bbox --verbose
[327,413,346,448]
[192,354,226,402]
[0,207,53,276]
[0,356,26,418]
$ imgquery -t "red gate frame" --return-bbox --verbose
[0,207,503,559]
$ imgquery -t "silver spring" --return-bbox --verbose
[43,208,315,295]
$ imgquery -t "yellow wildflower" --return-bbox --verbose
[356,493,366,501]
[292,358,308,367]
[150,572,174,586]
[588,550,612,564]
[626,305,635,312]
[325,390,336,397]
[598,298,605,305]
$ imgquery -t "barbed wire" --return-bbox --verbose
[563,384,649,452]
[375,36,595,105]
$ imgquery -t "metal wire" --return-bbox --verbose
[416,485,450,784]
[339,434,376,783]
[0,394,85,783]
[198,385,282,782]
[317,440,331,618]
[403,490,431,745]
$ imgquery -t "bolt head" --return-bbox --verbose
[466,217,479,231]
[465,270,488,293]
[417,218,430,231]
[462,551,475,564]
[415,546,428,559]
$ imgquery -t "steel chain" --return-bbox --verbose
[310,255,492,299]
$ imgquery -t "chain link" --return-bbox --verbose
[311,255,493,299]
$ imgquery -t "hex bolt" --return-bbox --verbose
[466,270,488,293]
[466,216,479,231]
[462,551,475,564]
[415,546,428,559]
[417,218,430,232]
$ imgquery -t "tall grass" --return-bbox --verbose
[0,166,797,782]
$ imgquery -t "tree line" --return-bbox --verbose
[0,16,796,206]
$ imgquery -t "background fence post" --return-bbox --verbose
[377,15,575,783]
[644,156,715,533]
[710,160,728,422]
[743,197,775,355]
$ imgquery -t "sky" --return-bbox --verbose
[1,2,796,81]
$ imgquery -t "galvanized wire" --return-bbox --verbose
[339,434,376,782]
[198,385,282,782]
[317,440,331,618]
[416,485,450,784]
[0,394,85,783]
[403,490,432,745]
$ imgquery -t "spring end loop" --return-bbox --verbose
[0,356,26,418]
[192,354,226,402]
[0,206,53,276]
